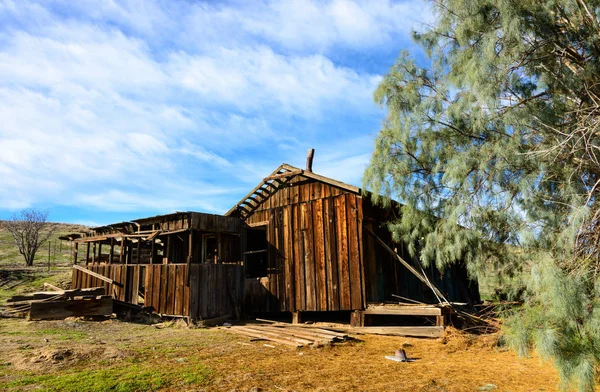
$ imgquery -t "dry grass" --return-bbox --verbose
[0,317,558,391]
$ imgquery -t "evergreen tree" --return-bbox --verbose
[364,0,600,389]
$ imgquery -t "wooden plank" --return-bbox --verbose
[71,269,77,290]
[334,195,351,310]
[116,265,124,301]
[356,196,366,309]
[119,237,124,264]
[349,326,444,338]
[214,264,221,317]
[293,204,305,311]
[159,264,168,313]
[190,264,199,320]
[289,183,299,205]
[183,265,190,317]
[167,265,176,314]
[347,194,362,309]
[63,287,105,299]
[145,263,154,308]
[29,298,113,320]
[175,265,184,316]
[247,220,269,228]
[324,197,339,311]
[208,264,215,318]
[109,238,114,264]
[258,325,335,342]
[291,167,359,194]
[239,326,313,345]
[264,169,303,181]
[363,305,443,316]
[131,265,140,305]
[267,212,276,311]
[283,205,295,312]
[220,327,302,347]
[275,208,285,311]
[313,199,327,311]
[85,261,91,288]
[151,265,160,312]
[73,265,114,285]
[302,202,316,311]
[200,263,208,319]
[267,324,349,339]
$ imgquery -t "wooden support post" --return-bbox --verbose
[187,230,193,264]
[137,239,141,264]
[164,235,170,264]
[292,311,302,324]
[119,237,125,264]
[97,242,102,264]
[73,242,78,265]
[151,238,156,265]
[86,243,90,265]
[350,310,365,327]
[436,315,445,327]
[109,238,114,264]
[186,230,193,284]
[91,242,96,264]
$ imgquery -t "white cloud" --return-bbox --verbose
[0,0,428,221]
[168,46,380,116]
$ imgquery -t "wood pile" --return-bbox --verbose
[218,323,350,348]
[4,286,113,320]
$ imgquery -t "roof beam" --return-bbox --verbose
[263,169,303,181]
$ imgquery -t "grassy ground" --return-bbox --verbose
[0,224,559,391]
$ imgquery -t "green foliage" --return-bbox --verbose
[506,258,600,391]
[365,0,600,389]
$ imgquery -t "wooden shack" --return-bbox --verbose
[226,163,479,319]
[70,163,479,325]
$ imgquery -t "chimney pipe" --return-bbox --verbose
[306,148,315,172]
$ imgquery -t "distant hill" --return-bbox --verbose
[0,222,88,267]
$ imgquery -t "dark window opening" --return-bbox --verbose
[245,227,267,277]
[204,235,218,263]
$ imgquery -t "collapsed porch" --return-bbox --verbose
[69,212,244,320]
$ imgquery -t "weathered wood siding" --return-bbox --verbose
[188,263,243,321]
[72,263,146,305]
[244,179,365,312]
[144,264,190,316]
[72,263,244,318]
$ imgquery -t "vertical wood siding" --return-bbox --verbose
[244,180,365,312]
[72,263,243,319]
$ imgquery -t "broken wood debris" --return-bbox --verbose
[4,286,112,320]
[218,323,350,348]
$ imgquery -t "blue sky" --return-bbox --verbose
[0,0,431,226]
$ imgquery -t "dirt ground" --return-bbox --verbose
[0,317,559,392]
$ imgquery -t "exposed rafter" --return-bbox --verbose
[224,163,360,218]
